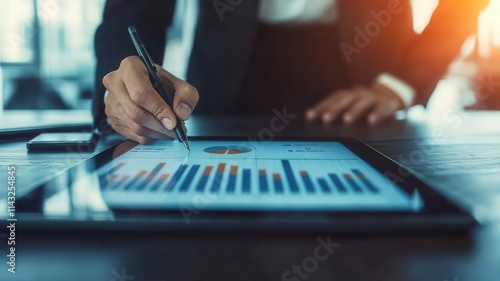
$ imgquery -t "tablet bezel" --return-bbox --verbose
[16,137,476,232]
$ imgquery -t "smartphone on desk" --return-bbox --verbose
[27,131,100,152]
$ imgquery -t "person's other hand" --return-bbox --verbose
[103,56,199,144]
[306,83,404,125]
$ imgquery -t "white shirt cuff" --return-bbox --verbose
[376,73,415,108]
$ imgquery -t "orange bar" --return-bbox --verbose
[300,171,308,176]
[343,174,351,180]
[259,169,266,175]
[217,163,226,173]
[203,166,213,175]
[273,173,281,180]
[147,162,166,179]
[230,165,238,175]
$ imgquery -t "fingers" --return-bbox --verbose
[106,102,176,143]
[102,56,199,143]
[306,93,338,120]
[157,67,199,121]
[343,92,376,124]
[173,85,198,121]
[368,99,401,125]
[120,57,178,130]
[368,84,404,124]
[306,86,403,125]
[306,89,360,123]
[104,73,173,136]
[112,124,154,145]
[122,100,177,136]
[323,93,359,123]
[108,116,175,144]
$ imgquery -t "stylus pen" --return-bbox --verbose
[128,26,190,151]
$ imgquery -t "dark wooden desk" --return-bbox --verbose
[1,110,499,281]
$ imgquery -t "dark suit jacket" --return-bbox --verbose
[94,0,488,126]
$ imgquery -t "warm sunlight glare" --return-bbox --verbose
[478,0,500,57]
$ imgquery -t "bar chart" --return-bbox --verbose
[97,140,420,211]
[100,160,384,196]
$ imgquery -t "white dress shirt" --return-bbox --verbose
[259,0,338,24]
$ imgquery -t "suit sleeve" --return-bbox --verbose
[389,0,489,106]
[93,0,175,130]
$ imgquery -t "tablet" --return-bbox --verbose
[16,137,476,233]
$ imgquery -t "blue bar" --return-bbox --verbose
[196,166,213,192]
[100,175,117,191]
[226,175,237,193]
[328,173,347,193]
[99,163,125,188]
[136,162,166,191]
[179,165,201,193]
[164,164,188,192]
[352,169,379,193]
[242,169,251,193]
[226,166,238,193]
[281,160,299,193]
[108,163,126,174]
[273,174,284,193]
[210,163,226,193]
[317,178,331,193]
[343,173,363,193]
[108,175,130,191]
[259,170,269,193]
[300,171,315,193]
[123,170,147,191]
[149,174,170,191]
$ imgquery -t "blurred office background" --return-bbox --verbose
[0,0,105,111]
[0,0,499,115]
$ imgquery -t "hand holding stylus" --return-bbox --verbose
[103,56,199,144]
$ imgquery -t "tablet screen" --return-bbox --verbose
[96,140,423,212]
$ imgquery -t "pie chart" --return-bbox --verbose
[204,146,253,155]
